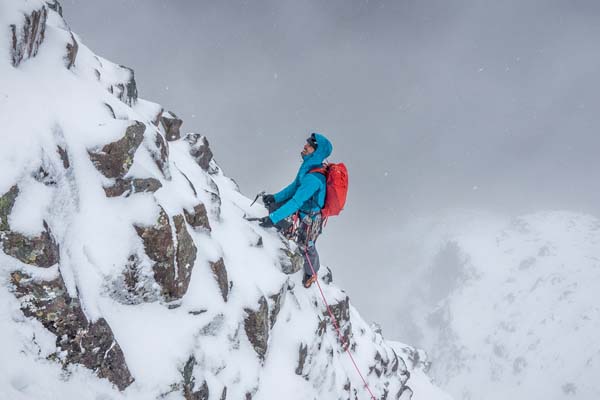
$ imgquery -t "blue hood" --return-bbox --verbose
[298,133,332,177]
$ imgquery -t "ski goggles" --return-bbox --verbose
[306,133,318,149]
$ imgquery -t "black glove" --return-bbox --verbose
[262,194,275,206]
[259,216,275,228]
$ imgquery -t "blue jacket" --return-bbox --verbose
[270,133,333,224]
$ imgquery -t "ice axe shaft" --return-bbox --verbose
[250,190,266,207]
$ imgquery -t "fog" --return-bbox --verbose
[63,0,600,339]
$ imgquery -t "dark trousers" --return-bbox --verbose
[267,201,322,276]
[297,214,322,276]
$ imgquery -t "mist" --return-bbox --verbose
[63,0,600,339]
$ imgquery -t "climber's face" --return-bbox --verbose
[301,142,315,157]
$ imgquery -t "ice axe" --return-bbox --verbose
[250,190,266,207]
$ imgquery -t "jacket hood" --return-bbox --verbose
[298,133,332,177]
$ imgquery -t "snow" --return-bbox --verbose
[395,210,600,400]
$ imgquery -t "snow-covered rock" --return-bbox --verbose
[0,1,449,399]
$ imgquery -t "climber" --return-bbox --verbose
[259,133,332,288]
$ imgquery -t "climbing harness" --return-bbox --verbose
[303,225,377,400]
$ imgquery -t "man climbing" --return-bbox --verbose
[259,133,333,288]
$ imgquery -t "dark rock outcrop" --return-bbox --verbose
[10,6,48,67]
[209,258,229,302]
[89,121,145,178]
[326,296,352,348]
[174,214,197,294]
[103,177,162,197]
[134,207,176,300]
[2,220,60,267]
[134,209,197,302]
[181,356,209,400]
[185,134,214,172]
[46,0,63,16]
[161,111,183,141]
[184,203,211,231]
[278,245,303,275]
[10,271,134,390]
[106,65,138,106]
[268,286,285,329]
[0,185,19,231]
[244,296,269,360]
[149,131,171,179]
[64,32,78,69]
[56,146,70,169]
[295,343,308,376]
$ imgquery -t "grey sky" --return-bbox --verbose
[64,0,600,337]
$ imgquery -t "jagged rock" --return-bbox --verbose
[220,387,227,400]
[152,109,164,127]
[268,286,285,329]
[185,134,214,172]
[278,245,304,274]
[64,32,78,69]
[10,6,48,67]
[33,166,56,186]
[46,0,63,16]
[181,356,209,400]
[106,65,138,106]
[209,258,229,302]
[174,214,197,294]
[88,121,145,178]
[108,254,159,305]
[133,212,195,302]
[0,185,19,231]
[295,343,308,376]
[10,271,134,390]
[184,203,211,231]
[149,130,171,179]
[326,296,352,347]
[0,190,59,267]
[161,111,183,141]
[244,296,269,360]
[322,266,333,284]
[2,221,60,268]
[56,145,70,169]
[397,386,413,400]
[134,207,178,301]
[103,177,162,197]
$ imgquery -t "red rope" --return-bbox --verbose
[303,225,377,400]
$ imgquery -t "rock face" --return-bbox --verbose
[209,258,228,302]
[10,271,134,390]
[149,131,171,179]
[89,121,145,178]
[46,0,63,16]
[0,186,59,267]
[244,296,269,361]
[64,32,78,69]
[106,65,138,106]
[327,296,352,348]
[10,5,48,67]
[184,203,211,231]
[134,208,197,302]
[2,221,60,267]
[161,111,183,141]
[103,177,162,197]
[185,134,214,172]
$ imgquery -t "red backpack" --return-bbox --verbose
[309,163,348,218]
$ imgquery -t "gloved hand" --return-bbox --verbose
[262,194,275,206]
[259,216,275,228]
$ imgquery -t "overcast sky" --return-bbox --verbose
[64,0,600,337]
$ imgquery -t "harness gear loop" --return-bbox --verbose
[303,224,377,400]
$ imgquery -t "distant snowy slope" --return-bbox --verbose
[395,211,600,400]
[0,1,450,399]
